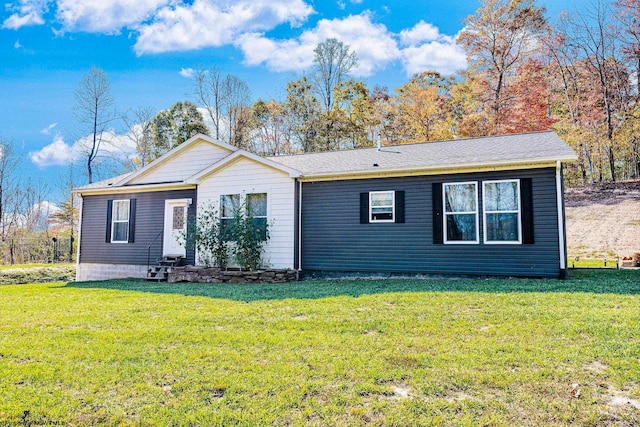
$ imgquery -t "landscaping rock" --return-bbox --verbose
[167,267,299,284]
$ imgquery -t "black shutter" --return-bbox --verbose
[395,191,405,223]
[432,183,443,244]
[128,199,136,243]
[520,178,534,244]
[360,192,369,224]
[106,199,113,243]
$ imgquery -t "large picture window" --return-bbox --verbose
[483,179,521,244]
[111,200,130,243]
[443,182,478,243]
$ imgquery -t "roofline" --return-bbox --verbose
[113,133,238,186]
[296,157,577,182]
[187,149,301,183]
[72,182,196,196]
[269,130,561,161]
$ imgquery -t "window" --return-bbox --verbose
[443,182,478,243]
[247,193,268,240]
[220,194,240,240]
[360,191,404,224]
[220,193,268,241]
[369,191,395,222]
[111,200,130,243]
[483,179,521,243]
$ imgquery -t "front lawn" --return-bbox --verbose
[1,270,639,426]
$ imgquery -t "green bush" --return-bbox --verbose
[0,266,76,285]
[188,201,270,271]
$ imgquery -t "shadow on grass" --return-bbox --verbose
[60,269,640,302]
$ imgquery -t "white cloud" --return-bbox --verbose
[238,13,465,77]
[30,131,137,168]
[238,13,399,77]
[30,135,78,167]
[179,68,194,78]
[398,23,467,76]
[399,20,440,45]
[55,0,166,34]
[14,40,23,49]
[40,122,58,134]
[2,0,47,29]
[133,0,314,55]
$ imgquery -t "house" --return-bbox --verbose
[73,131,577,281]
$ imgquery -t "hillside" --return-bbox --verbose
[565,181,640,259]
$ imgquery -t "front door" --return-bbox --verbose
[163,199,190,257]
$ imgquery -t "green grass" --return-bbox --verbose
[1,270,639,426]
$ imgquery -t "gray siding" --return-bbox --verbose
[79,189,196,266]
[301,168,563,278]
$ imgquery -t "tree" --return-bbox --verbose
[150,101,209,160]
[193,68,252,147]
[252,99,294,156]
[615,0,640,96]
[333,79,377,148]
[394,71,454,143]
[501,59,556,134]
[123,106,155,169]
[312,38,358,113]
[561,0,630,181]
[74,66,116,183]
[285,77,322,152]
[458,0,548,133]
[0,139,21,240]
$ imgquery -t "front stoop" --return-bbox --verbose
[147,256,183,281]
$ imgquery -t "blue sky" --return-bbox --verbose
[1,0,587,201]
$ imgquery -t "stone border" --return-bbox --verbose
[168,266,299,284]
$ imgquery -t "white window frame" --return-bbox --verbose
[220,194,240,220]
[369,191,395,223]
[111,199,130,243]
[483,179,522,245]
[443,181,479,244]
[247,193,268,220]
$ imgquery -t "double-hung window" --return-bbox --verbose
[369,191,395,222]
[483,179,521,244]
[111,200,130,243]
[247,193,268,240]
[220,194,240,240]
[443,182,478,243]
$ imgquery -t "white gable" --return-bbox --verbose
[127,136,235,185]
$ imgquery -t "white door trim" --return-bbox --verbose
[163,198,192,257]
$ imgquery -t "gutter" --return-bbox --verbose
[73,182,196,196]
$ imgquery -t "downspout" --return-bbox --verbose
[298,179,303,273]
[75,194,84,281]
[555,161,567,277]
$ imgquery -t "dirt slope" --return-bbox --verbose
[565,181,640,258]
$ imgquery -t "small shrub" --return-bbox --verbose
[186,202,229,269]
[188,200,270,271]
[230,204,269,272]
